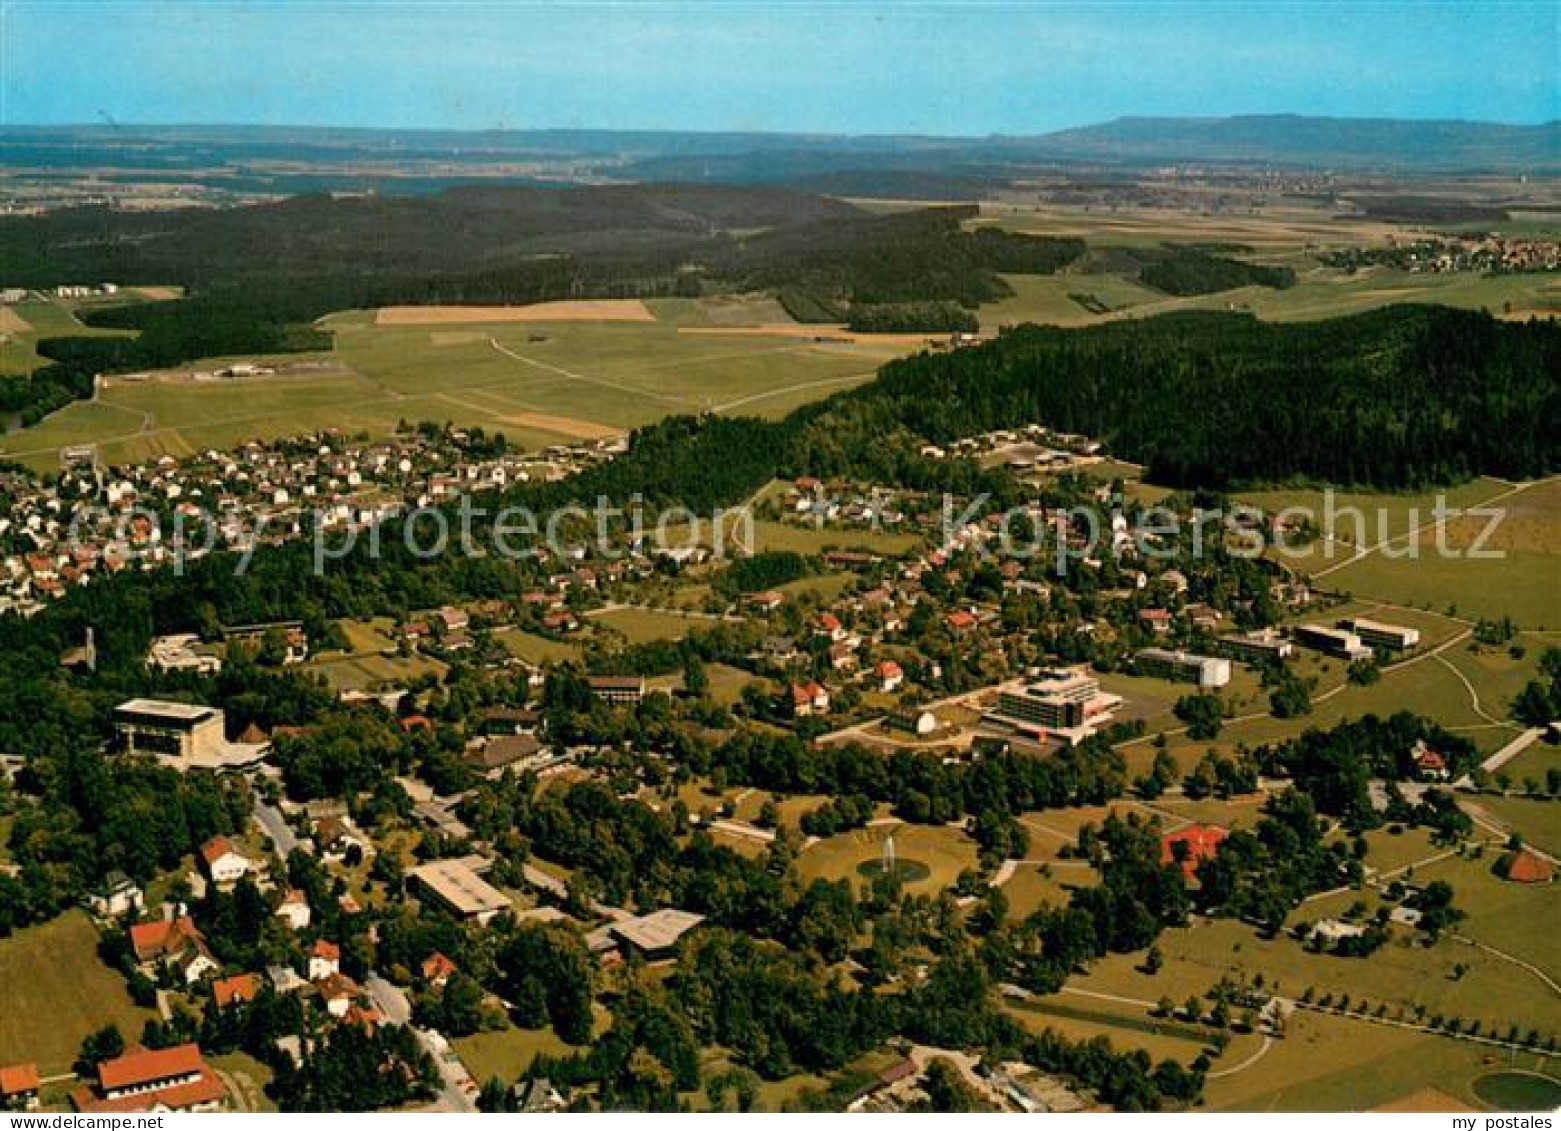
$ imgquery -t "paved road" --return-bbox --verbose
[364,975,477,1112]
[253,800,300,858]
[417,1027,480,1113]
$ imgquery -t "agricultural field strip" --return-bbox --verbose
[486,336,688,405]
[1312,476,1550,579]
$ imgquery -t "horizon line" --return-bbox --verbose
[3,112,1559,139]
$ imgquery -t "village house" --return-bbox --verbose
[874,659,905,693]
[0,1063,40,1111]
[308,939,342,981]
[274,889,312,931]
[87,870,143,918]
[788,680,831,718]
[211,973,262,1010]
[199,836,252,886]
[130,916,218,985]
[421,952,458,988]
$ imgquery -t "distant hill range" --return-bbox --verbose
[3,115,1556,191]
[1030,115,1560,171]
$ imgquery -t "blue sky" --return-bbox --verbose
[3,2,1556,134]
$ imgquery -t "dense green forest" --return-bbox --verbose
[1135,247,1296,295]
[798,306,1560,487]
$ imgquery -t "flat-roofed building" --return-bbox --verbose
[114,699,267,772]
[409,860,512,924]
[1215,629,1294,666]
[611,909,705,961]
[993,669,1100,730]
[1340,617,1420,652]
[1293,624,1373,661]
[980,669,1123,749]
[1134,648,1232,689]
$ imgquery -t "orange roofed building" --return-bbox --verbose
[0,1063,41,1110]
[72,1044,227,1113]
[1160,824,1229,881]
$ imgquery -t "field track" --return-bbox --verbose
[376,300,656,325]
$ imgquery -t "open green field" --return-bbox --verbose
[0,910,156,1075]
[302,650,448,694]
[493,627,583,665]
[0,297,136,376]
[453,1012,603,1087]
[972,202,1561,328]
[1201,1008,1535,1112]
[1466,796,1561,858]
[1240,473,1560,628]
[0,306,903,471]
[1072,843,1560,1047]
[1005,995,1219,1064]
[659,516,921,558]
[588,606,712,644]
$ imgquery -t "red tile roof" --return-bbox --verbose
[1160,824,1229,879]
[311,939,341,961]
[74,1066,226,1114]
[1505,849,1554,884]
[211,973,261,1008]
[199,836,240,867]
[98,1044,205,1092]
[0,1063,39,1096]
[129,916,202,961]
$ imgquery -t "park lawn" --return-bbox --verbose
[1015,803,1144,859]
[1495,740,1561,791]
[796,821,978,897]
[1003,996,1220,1065]
[1146,794,1274,834]
[1467,795,1561,859]
[1202,1009,1493,1112]
[998,861,1098,918]
[0,911,157,1075]
[1079,855,1559,1043]
[453,1014,602,1088]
